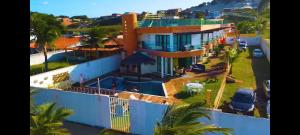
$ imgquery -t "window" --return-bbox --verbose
[155,35,170,51]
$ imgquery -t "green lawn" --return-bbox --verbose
[30,61,77,75]
[111,115,130,132]
[219,46,270,117]
[221,50,256,105]
[177,74,224,107]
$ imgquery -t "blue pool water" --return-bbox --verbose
[88,77,165,96]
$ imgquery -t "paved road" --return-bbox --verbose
[63,121,103,135]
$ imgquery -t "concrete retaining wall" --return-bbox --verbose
[260,39,270,62]
[226,36,261,46]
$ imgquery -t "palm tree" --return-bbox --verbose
[153,102,232,135]
[30,103,73,135]
[82,27,106,48]
[30,89,38,115]
[30,90,73,135]
[30,12,64,71]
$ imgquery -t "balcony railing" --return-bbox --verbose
[141,43,203,52]
[138,19,223,28]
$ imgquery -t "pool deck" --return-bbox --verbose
[78,53,225,105]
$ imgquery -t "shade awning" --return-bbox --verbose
[121,52,155,65]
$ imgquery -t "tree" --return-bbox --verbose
[195,12,206,19]
[81,27,106,48]
[30,12,64,71]
[153,102,232,135]
[236,21,257,34]
[30,90,73,135]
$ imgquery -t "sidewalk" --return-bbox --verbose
[63,121,103,135]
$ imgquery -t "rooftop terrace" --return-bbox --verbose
[138,19,224,28]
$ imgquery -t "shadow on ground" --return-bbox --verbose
[249,46,270,118]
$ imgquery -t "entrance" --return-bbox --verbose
[109,97,130,132]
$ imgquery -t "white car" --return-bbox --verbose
[239,41,248,51]
[253,49,264,58]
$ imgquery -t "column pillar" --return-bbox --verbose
[170,58,173,76]
[200,33,203,48]
[164,57,168,75]
[161,57,164,78]
[169,34,174,52]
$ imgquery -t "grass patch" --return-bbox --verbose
[220,46,270,117]
[176,75,224,107]
[111,115,130,131]
[221,49,256,104]
[30,60,81,75]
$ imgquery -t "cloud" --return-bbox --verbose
[42,1,48,5]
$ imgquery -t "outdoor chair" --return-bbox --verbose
[191,64,206,73]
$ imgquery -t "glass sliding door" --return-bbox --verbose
[174,33,192,51]
[155,35,170,51]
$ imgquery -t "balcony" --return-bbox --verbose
[141,43,203,52]
[138,19,223,28]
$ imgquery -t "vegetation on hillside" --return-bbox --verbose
[67,25,121,33]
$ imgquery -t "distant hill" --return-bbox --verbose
[184,0,261,13]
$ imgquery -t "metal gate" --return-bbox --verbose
[109,97,130,132]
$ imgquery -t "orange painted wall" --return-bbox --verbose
[122,13,138,56]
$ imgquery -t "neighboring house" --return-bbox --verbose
[30,36,81,51]
[103,37,124,48]
[121,13,232,78]
[161,16,180,19]
[62,18,74,26]
[206,11,222,19]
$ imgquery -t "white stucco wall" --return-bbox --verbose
[33,88,111,128]
[30,54,121,88]
[129,100,270,135]
[30,50,73,65]
[260,39,270,62]
[191,34,201,45]
[226,36,261,46]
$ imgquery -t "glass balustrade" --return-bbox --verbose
[138,19,224,28]
[141,42,203,52]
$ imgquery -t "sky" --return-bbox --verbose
[30,0,212,18]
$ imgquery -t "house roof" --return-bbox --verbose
[62,18,74,26]
[103,38,124,46]
[30,37,81,49]
[121,52,155,65]
[30,42,37,49]
[54,37,81,49]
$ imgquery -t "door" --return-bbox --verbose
[109,97,130,133]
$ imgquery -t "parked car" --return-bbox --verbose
[263,80,270,99]
[191,64,205,73]
[239,41,248,51]
[229,88,256,112]
[267,100,270,118]
[253,49,264,58]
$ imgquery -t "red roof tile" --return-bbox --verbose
[30,37,81,49]
[103,38,124,46]
[62,18,73,26]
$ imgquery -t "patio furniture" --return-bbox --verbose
[191,64,205,73]
[186,83,204,95]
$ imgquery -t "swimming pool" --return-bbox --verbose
[87,77,165,96]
